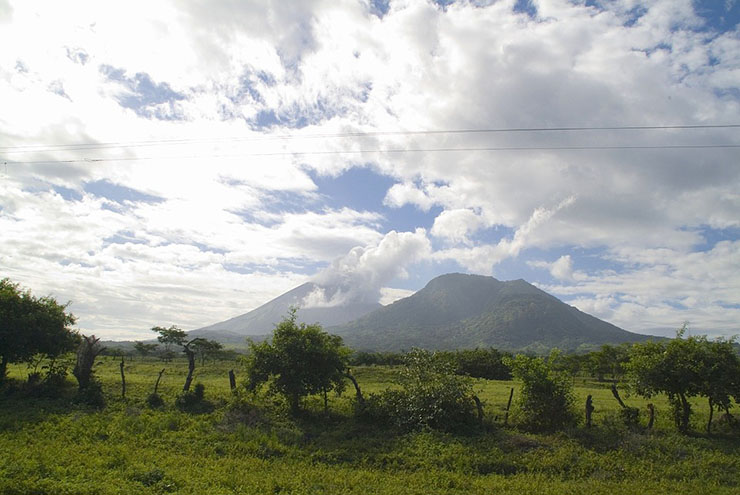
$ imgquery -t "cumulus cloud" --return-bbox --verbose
[305,228,431,307]
[434,197,576,273]
[1,0,738,338]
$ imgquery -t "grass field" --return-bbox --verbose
[1,356,739,494]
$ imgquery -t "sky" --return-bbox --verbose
[1,0,738,341]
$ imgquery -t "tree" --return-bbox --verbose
[133,341,159,359]
[506,353,577,431]
[152,325,186,360]
[189,338,223,365]
[244,309,350,412]
[73,334,105,390]
[698,337,740,433]
[0,278,78,383]
[367,348,479,431]
[626,326,739,433]
[587,344,630,382]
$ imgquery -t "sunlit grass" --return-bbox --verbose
[1,357,738,494]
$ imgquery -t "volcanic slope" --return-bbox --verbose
[332,273,653,352]
[192,282,381,339]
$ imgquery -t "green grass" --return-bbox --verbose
[1,357,739,494]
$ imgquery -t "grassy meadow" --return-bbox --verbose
[1,356,739,494]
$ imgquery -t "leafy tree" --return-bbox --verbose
[152,325,186,359]
[244,309,350,412]
[587,344,630,382]
[698,337,740,433]
[0,278,78,383]
[506,353,577,431]
[448,348,513,380]
[133,341,159,359]
[190,338,223,365]
[628,327,740,433]
[366,348,479,431]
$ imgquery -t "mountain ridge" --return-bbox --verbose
[193,282,381,336]
[330,273,653,352]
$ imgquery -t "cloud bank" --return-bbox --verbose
[0,0,738,339]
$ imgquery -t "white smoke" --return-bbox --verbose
[302,228,431,307]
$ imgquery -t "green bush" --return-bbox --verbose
[74,380,105,408]
[506,354,576,432]
[364,349,479,432]
[146,392,165,409]
[175,383,213,413]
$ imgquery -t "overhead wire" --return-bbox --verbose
[1,123,738,155]
[3,143,740,165]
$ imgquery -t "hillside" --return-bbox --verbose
[193,282,381,337]
[332,273,653,352]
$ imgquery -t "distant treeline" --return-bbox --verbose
[350,348,513,380]
[348,343,650,383]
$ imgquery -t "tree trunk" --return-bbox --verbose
[472,394,484,424]
[323,387,328,414]
[154,368,165,394]
[183,345,196,392]
[678,393,691,433]
[707,398,714,435]
[0,355,8,383]
[228,369,236,391]
[611,383,627,409]
[647,403,655,429]
[73,335,104,390]
[504,387,514,426]
[119,356,126,398]
[585,395,594,428]
[344,370,365,410]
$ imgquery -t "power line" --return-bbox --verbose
[4,143,739,165]
[1,123,738,155]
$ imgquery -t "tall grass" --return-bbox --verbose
[1,357,738,494]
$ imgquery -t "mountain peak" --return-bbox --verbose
[333,273,652,352]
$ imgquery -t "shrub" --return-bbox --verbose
[365,349,479,432]
[146,392,165,409]
[75,380,105,409]
[175,383,213,413]
[506,354,577,431]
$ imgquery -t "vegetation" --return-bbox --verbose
[1,287,739,493]
[506,353,577,431]
[244,309,351,412]
[0,278,78,383]
[365,349,480,432]
[627,327,740,433]
[1,356,739,494]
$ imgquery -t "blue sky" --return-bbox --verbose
[0,0,738,340]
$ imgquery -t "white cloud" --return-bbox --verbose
[307,228,431,306]
[529,254,583,281]
[0,0,738,338]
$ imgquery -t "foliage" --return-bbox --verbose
[1,359,739,494]
[439,348,513,380]
[244,309,351,412]
[627,327,740,433]
[506,353,577,431]
[365,349,479,432]
[74,379,106,408]
[189,338,223,365]
[587,344,631,382]
[0,278,78,382]
[146,392,165,409]
[175,382,213,414]
[151,325,187,355]
[133,341,158,358]
[72,334,105,390]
